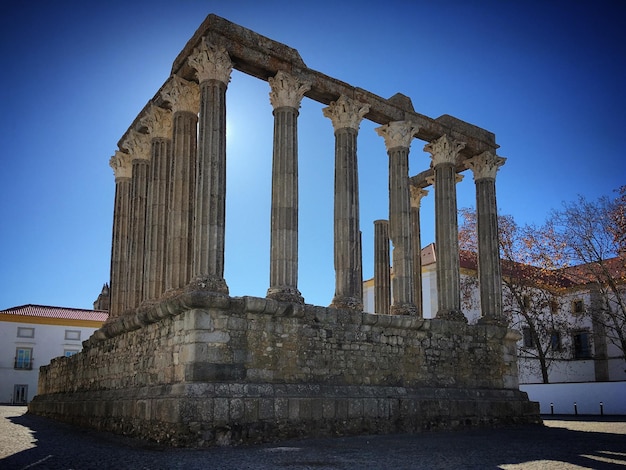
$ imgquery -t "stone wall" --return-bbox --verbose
[30,291,539,446]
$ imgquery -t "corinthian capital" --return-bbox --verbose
[465,151,506,181]
[121,130,151,162]
[268,71,311,110]
[188,41,232,84]
[423,134,466,167]
[160,76,199,114]
[322,95,370,131]
[140,105,172,139]
[109,150,132,179]
[375,121,420,151]
[410,186,428,208]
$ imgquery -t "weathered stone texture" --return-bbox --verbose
[31,294,538,446]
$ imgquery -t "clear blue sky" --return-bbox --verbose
[1,1,624,310]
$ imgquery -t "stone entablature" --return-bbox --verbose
[120,15,496,175]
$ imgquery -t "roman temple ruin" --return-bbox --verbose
[29,14,540,446]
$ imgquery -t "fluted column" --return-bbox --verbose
[465,150,506,324]
[424,134,467,322]
[121,130,151,309]
[375,121,419,315]
[108,150,132,317]
[266,71,311,303]
[188,42,232,294]
[140,105,172,301]
[374,219,391,315]
[161,76,199,291]
[323,95,370,310]
[410,186,428,318]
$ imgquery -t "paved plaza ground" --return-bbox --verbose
[1,405,625,469]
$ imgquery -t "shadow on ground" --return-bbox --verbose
[2,407,625,469]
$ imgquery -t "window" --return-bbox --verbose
[64,330,81,341]
[14,348,33,370]
[549,300,559,314]
[573,331,591,359]
[522,327,535,348]
[17,327,34,338]
[572,300,584,314]
[550,331,561,351]
[13,385,28,405]
[64,350,78,357]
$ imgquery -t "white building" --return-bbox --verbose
[363,244,626,384]
[364,244,479,322]
[0,304,108,404]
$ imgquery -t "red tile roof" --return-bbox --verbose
[559,255,626,285]
[459,249,625,290]
[0,304,108,322]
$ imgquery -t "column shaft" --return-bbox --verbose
[166,110,198,291]
[425,134,467,322]
[194,79,229,293]
[108,150,132,317]
[374,220,390,315]
[476,179,503,321]
[410,187,427,318]
[375,121,419,316]
[466,151,506,324]
[109,177,131,316]
[332,127,363,309]
[433,162,464,320]
[267,106,303,302]
[322,95,369,310]
[265,71,309,302]
[127,159,149,308]
[144,137,171,301]
[388,147,416,315]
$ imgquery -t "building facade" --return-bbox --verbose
[0,305,108,404]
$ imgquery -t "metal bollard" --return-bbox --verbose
[550,402,554,415]
[600,402,604,416]
[574,402,578,415]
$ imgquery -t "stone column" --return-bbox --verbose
[266,71,311,303]
[375,121,419,315]
[187,42,232,294]
[465,150,506,324]
[161,76,199,291]
[410,186,428,318]
[323,95,370,310]
[108,150,132,317]
[374,219,391,315]
[140,105,172,301]
[121,130,151,309]
[424,134,467,322]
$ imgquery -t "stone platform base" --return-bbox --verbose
[29,383,540,447]
[29,294,541,446]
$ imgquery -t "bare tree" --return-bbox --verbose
[459,208,576,383]
[609,185,626,254]
[549,189,626,363]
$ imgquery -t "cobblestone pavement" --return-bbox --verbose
[1,406,625,469]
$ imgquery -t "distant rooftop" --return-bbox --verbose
[0,304,108,323]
